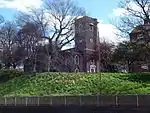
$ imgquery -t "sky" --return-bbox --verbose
[76,0,120,23]
[0,0,126,43]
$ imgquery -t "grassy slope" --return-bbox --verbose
[0,72,150,96]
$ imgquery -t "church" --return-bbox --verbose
[57,16,101,73]
[0,16,102,73]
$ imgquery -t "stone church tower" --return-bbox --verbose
[56,16,100,72]
[74,16,100,72]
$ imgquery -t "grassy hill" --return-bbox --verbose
[0,72,150,96]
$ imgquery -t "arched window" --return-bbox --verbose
[75,68,79,73]
[90,66,96,73]
[90,38,93,43]
[89,23,94,31]
[90,68,95,73]
[74,55,79,65]
[89,61,96,73]
[90,60,95,65]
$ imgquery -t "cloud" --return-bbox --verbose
[108,1,143,43]
[98,20,124,44]
[111,8,126,17]
[110,1,146,18]
[0,0,43,12]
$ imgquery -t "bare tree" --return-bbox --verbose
[16,0,85,49]
[0,22,18,68]
[16,9,49,38]
[16,0,86,71]
[112,41,143,72]
[112,0,150,71]
[17,22,43,72]
[115,0,150,36]
[44,0,85,48]
[86,40,115,72]
[45,0,85,70]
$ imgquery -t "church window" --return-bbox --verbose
[91,60,95,65]
[65,59,68,65]
[79,39,83,43]
[138,34,143,39]
[90,68,95,73]
[74,55,79,65]
[75,68,79,72]
[89,60,96,73]
[89,23,94,31]
[90,66,96,73]
[90,38,93,43]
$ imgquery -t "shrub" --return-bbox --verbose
[0,69,24,82]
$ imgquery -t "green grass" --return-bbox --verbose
[0,72,150,96]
